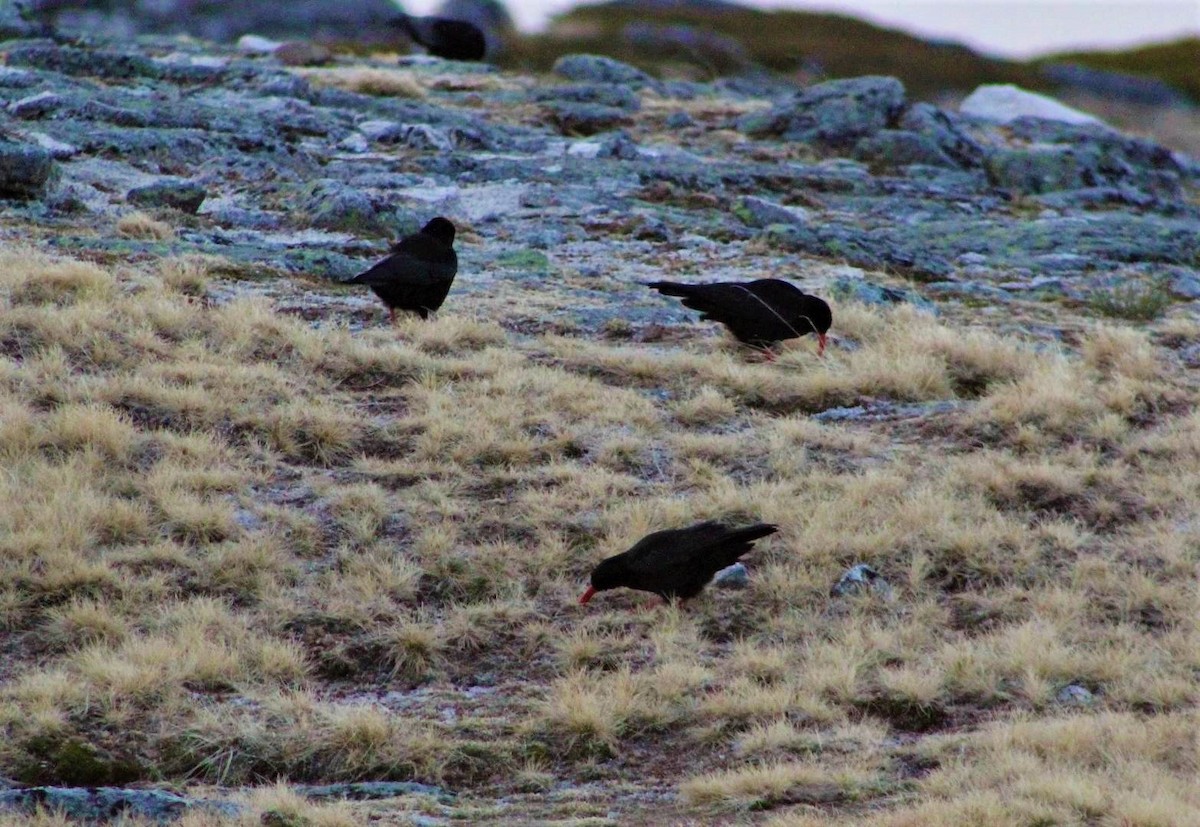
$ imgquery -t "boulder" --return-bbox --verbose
[960,83,1105,126]
[739,76,906,148]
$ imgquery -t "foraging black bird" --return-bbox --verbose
[579,521,778,605]
[389,14,487,61]
[646,279,832,357]
[348,217,458,323]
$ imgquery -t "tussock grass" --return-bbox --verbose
[291,66,426,98]
[116,211,175,241]
[0,244,1196,822]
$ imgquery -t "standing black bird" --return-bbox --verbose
[389,14,488,61]
[348,217,458,323]
[579,521,778,606]
[646,279,832,357]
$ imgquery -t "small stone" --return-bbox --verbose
[737,196,810,228]
[1055,684,1095,706]
[830,564,894,599]
[553,54,653,87]
[238,34,284,54]
[713,562,749,589]
[274,41,333,67]
[127,179,207,214]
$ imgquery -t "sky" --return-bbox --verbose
[400,0,1200,59]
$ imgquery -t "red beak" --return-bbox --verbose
[579,585,596,605]
[817,333,827,357]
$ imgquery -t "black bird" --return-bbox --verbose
[348,217,458,323]
[646,279,832,357]
[579,521,778,606]
[389,15,487,61]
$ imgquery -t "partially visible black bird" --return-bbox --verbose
[348,217,458,323]
[579,521,778,606]
[389,14,487,61]
[646,279,832,357]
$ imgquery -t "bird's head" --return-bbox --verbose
[422,216,456,247]
[578,557,627,604]
[795,295,833,356]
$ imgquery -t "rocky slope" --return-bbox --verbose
[1,25,1199,826]
[0,33,1197,334]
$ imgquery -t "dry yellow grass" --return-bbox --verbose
[0,241,1197,824]
[116,210,175,240]
[290,66,426,97]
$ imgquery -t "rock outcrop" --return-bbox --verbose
[0,33,1195,327]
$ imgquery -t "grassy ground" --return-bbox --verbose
[0,229,1197,826]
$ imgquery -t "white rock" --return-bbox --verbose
[960,84,1106,127]
[237,34,283,55]
[28,131,78,159]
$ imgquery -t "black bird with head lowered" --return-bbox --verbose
[579,521,778,606]
[647,278,832,358]
[348,217,458,323]
[389,14,487,61]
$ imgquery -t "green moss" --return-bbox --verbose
[496,249,551,272]
[15,735,145,785]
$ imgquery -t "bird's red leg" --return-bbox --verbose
[817,333,827,357]
[763,348,777,363]
[389,307,397,325]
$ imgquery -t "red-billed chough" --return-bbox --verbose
[579,521,778,605]
[646,279,832,357]
[389,15,487,61]
[348,216,458,323]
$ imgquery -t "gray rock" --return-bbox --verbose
[298,180,389,236]
[295,781,454,803]
[926,281,1013,301]
[898,102,988,168]
[553,54,653,87]
[853,129,956,169]
[739,76,906,148]
[9,91,64,120]
[0,787,241,821]
[829,277,936,312]
[127,179,207,213]
[1167,270,1200,299]
[713,562,749,589]
[0,140,55,199]
[544,102,631,137]
[736,195,810,228]
[830,564,894,599]
[985,146,1098,194]
[1055,684,1096,706]
[533,83,640,112]
[814,400,960,423]
[5,44,161,80]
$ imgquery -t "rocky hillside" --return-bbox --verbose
[1,23,1199,827]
